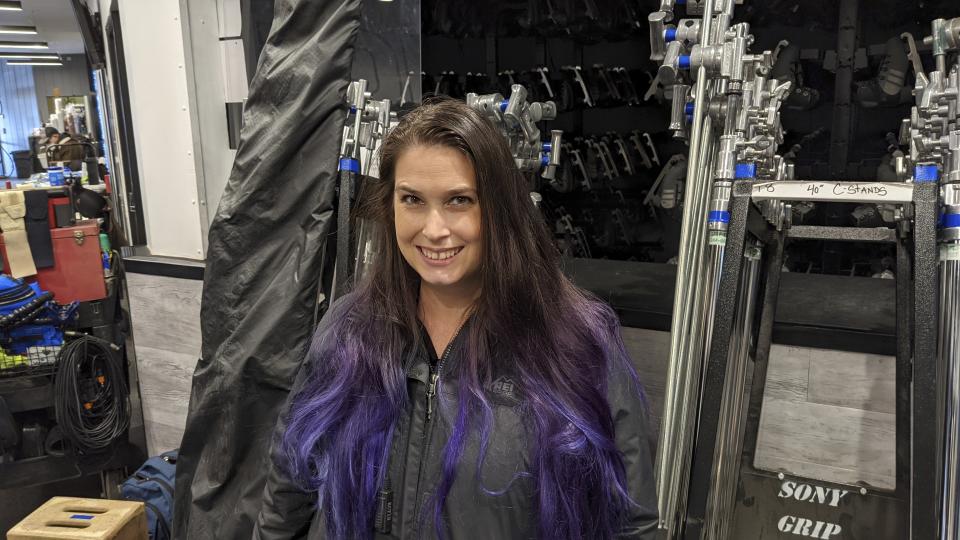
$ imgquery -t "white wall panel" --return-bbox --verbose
[180,0,245,230]
[116,0,204,259]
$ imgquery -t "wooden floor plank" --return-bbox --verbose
[755,397,895,489]
[127,273,203,356]
[764,345,811,403]
[135,344,196,455]
[808,350,895,414]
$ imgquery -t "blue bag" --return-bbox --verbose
[121,449,177,540]
[0,275,77,355]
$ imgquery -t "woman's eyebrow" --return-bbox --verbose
[395,184,421,195]
[443,186,476,196]
[395,184,476,196]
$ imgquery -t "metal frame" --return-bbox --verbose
[912,181,941,539]
[682,179,937,538]
[684,180,757,537]
[104,8,147,246]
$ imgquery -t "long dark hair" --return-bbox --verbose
[280,98,643,538]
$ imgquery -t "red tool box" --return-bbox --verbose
[0,219,106,303]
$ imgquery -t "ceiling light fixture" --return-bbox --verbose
[0,25,37,35]
[8,60,63,66]
[0,41,48,49]
[0,1,23,11]
[0,53,59,60]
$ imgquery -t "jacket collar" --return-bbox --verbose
[404,314,475,383]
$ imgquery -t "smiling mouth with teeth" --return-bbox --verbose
[418,246,463,261]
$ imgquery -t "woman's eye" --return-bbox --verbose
[400,194,421,205]
[450,196,473,206]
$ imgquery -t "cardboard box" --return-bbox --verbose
[7,497,147,540]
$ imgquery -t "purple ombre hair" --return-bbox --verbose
[280,98,646,539]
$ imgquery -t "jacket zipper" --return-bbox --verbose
[375,477,393,533]
[413,323,465,534]
[426,324,462,422]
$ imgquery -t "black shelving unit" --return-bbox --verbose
[0,276,146,531]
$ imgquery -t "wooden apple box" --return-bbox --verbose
[7,497,147,540]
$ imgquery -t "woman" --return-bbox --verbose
[253,98,657,539]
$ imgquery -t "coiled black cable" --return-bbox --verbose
[54,334,129,451]
[0,292,54,329]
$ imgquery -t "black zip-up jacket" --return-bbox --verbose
[252,298,659,539]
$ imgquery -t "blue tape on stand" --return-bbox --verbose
[684,102,694,115]
[685,114,693,123]
[499,100,508,112]
[541,155,550,167]
[542,142,552,152]
[338,158,360,173]
[71,515,95,520]
[665,28,677,42]
[734,163,757,179]
[943,214,960,229]
[708,211,730,224]
[678,55,691,69]
[676,0,686,4]
[915,164,939,183]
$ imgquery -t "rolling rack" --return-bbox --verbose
[683,13,960,540]
[684,172,929,539]
[646,0,960,536]
[0,223,147,530]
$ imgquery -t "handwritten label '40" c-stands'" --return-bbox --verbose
[752,181,898,202]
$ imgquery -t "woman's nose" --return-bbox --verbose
[421,208,450,240]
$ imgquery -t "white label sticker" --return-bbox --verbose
[752,181,913,203]
[709,231,727,246]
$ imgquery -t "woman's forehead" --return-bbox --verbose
[394,145,477,191]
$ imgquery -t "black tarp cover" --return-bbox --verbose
[172,1,362,538]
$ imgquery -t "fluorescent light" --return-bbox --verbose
[0,41,48,49]
[0,26,37,35]
[0,1,23,11]
[0,53,59,60]
[9,60,62,66]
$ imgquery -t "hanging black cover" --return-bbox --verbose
[172,0,361,538]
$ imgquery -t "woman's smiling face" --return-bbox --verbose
[393,145,482,295]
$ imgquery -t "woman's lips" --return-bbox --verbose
[417,246,463,266]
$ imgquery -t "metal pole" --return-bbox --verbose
[828,0,858,178]
[942,256,959,536]
[683,179,752,537]
[705,241,762,540]
[659,121,715,531]
[666,130,718,531]
[940,185,960,537]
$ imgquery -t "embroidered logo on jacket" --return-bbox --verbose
[490,376,516,395]
[487,376,521,405]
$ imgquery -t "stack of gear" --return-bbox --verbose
[0,188,108,305]
[466,83,563,182]
[0,275,78,374]
[903,15,960,538]
[333,79,395,299]
[648,0,793,536]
